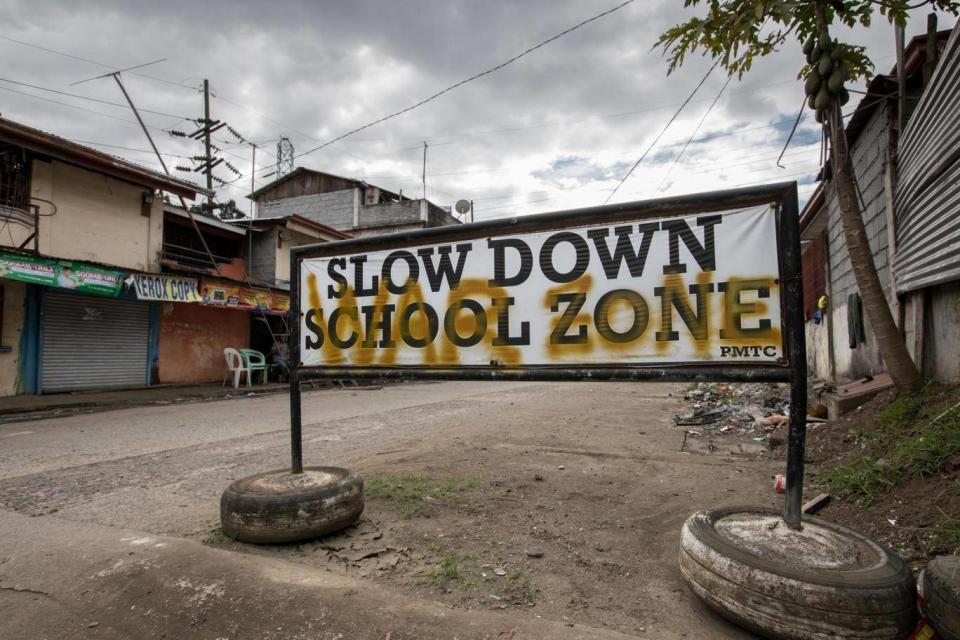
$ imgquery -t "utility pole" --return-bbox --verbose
[203,79,213,208]
[250,143,257,218]
[422,141,428,199]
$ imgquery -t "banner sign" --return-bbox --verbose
[126,273,201,302]
[298,205,783,368]
[0,251,123,297]
[201,282,290,314]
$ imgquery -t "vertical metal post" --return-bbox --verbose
[289,248,303,474]
[895,24,906,134]
[780,184,808,529]
[422,141,428,200]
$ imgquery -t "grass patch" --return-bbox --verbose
[364,474,481,517]
[827,388,960,501]
[202,528,232,545]
[906,507,960,554]
[427,552,480,590]
[424,550,535,604]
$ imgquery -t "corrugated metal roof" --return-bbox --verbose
[894,23,960,293]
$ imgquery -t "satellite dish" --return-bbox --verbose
[455,199,471,215]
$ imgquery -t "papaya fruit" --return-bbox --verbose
[815,109,825,124]
[818,55,833,75]
[808,93,817,110]
[808,44,821,64]
[805,69,821,96]
[840,88,850,106]
[814,87,831,110]
[827,68,845,94]
[803,35,816,56]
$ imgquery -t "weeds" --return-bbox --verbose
[202,528,232,545]
[364,474,481,517]
[826,388,960,501]
[424,550,536,605]
[904,507,960,555]
[427,552,479,590]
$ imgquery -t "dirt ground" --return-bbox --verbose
[195,381,782,637]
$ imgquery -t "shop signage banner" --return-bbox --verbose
[126,273,201,302]
[201,282,290,314]
[0,251,123,297]
[298,205,783,368]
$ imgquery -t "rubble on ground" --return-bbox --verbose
[674,382,792,446]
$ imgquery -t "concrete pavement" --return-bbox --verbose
[0,510,638,640]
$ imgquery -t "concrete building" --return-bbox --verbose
[0,117,316,395]
[247,167,460,237]
[0,117,209,395]
[800,25,959,384]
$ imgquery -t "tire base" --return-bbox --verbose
[220,467,363,544]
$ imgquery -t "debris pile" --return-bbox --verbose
[674,382,791,446]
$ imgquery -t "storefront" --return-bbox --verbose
[41,290,151,392]
[151,274,289,385]
[0,250,154,394]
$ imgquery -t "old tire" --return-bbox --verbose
[220,467,363,544]
[679,507,916,639]
[924,555,960,640]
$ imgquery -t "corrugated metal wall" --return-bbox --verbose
[894,24,960,293]
[41,291,149,392]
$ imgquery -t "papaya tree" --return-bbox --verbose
[657,0,959,391]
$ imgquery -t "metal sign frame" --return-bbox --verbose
[289,182,807,527]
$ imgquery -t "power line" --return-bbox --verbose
[603,59,720,205]
[0,76,189,119]
[66,138,190,158]
[0,33,197,91]
[0,84,146,125]
[283,0,638,171]
[652,74,734,196]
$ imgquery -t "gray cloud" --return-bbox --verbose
[0,0,953,219]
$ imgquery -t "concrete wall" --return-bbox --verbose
[259,190,356,231]
[357,200,424,230]
[427,202,460,228]
[805,320,832,381]
[822,103,893,383]
[350,223,425,238]
[157,303,250,384]
[923,281,960,381]
[247,228,277,284]
[28,159,164,271]
[0,280,26,396]
[274,228,318,286]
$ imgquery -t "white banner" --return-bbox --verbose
[299,205,782,368]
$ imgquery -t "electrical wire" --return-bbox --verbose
[281,0,638,171]
[0,33,197,91]
[603,59,720,204]
[0,77,189,119]
[652,74,733,195]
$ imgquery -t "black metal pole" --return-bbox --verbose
[780,183,807,529]
[289,248,303,474]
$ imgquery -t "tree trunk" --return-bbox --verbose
[827,103,922,391]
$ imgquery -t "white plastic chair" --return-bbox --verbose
[223,347,252,389]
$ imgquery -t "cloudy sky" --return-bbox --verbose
[1,1,954,219]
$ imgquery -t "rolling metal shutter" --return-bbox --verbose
[41,291,149,392]
[894,24,960,293]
